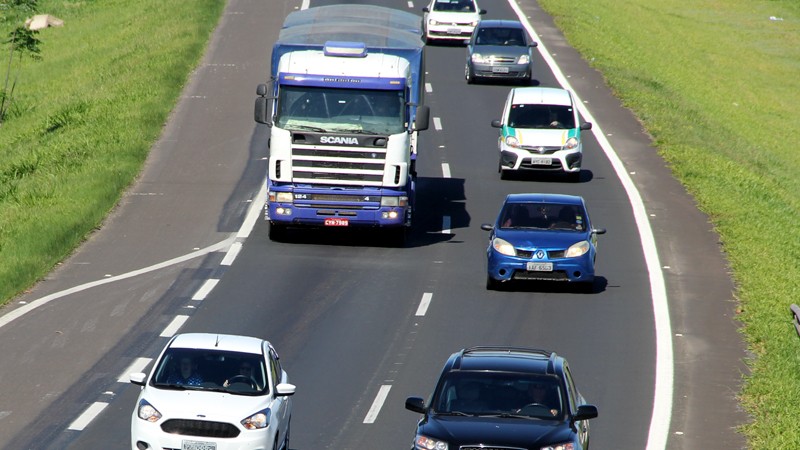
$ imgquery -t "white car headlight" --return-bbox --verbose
[564,136,579,150]
[137,399,162,423]
[492,237,516,256]
[565,240,590,258]
[470,20,479,26]
[541,442,575,450]
[241,408,271,430]
[504,135,519,147]
[429,19,441,26]
[415,434,448,450]
[517,54,530,64]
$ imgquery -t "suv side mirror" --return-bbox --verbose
[405,396,426,414]
[572,404,598,423]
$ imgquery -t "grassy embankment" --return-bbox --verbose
[0,0,224,303]
[537,0,800,446]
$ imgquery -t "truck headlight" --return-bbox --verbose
[381,196,408,207]
[504,135,519,147]
[269,191,293,203]
[564,137,579,150]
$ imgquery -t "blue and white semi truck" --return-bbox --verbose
[254,5,430,245]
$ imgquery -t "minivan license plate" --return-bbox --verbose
[530,157,552,165]
[527,262,553,272]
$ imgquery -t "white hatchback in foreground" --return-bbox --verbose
[130,333,295,450]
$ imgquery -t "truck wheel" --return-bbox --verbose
[392,227,408,248]
[268,223,286,242]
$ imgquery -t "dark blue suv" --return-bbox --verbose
[405,346,598,450]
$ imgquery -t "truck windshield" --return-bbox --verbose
[275,86,406,135]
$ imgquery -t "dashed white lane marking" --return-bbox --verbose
[363,385,392,424]
[300,0,310,10]
[68,402,108,431]
[192,279,220,301]
[221,242,242,265]
[433,117,442,131]
[425,82,432,93]
[442,216,452,234]
[415,293,433,316]
[441,163,451,178]
[407,1,414,8]
[118,357,152,382]
[160,315,189,337]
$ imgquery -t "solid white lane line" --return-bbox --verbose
[160,315,189,337]
[191,279,219,301]
[506,1,672,449]
[237,181,267,239]
[407,1,414,8]
[221,242,243,266]
[363,385,392,424]
[118,357,152,383]
[442,163,451,178]
[442,216,451,234]
[68,402,108,431]
[433,117,442,131]
[415,293,433,316]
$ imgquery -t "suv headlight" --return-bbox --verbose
[415,434,448,450]
[241,408,271,430]
[504,135,519,147]
[564,136,579,150]
[517,54,530,64]
[137,399,162,423]
[541,443,575,450]
[492,237,516,256]
[565,240,590,258]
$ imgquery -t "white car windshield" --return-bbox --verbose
[433,0,476,12]
[508,104,576,130]
[151,348,268,395]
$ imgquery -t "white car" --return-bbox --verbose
[130,333,295,450]
[491,87,592,181]
[422,0,486,44]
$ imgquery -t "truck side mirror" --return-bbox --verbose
[413,105,430,131]
[256,83,267,97]
[255,83,272,125]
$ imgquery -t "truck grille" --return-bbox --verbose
[292,144,386,185]
[160,419,239,438]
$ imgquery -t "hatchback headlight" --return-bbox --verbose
[565,240,590,258]
[415,434,448,450]
[471,53,488,63]
[241,408,271,430]
[492,237,516,256]
[137,399,162,423]
[517,54,530,64]
[429,19,441,26]
[564,136,579,150]
[504,135,519,147]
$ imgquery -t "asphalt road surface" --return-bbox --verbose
[0,0,748,449]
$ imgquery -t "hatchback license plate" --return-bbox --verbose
[324,218,349,226]
[530,157,552,165]
[182,440,216,450]
[527,262,553,272]
[447,27,461,34]
[492,66,510,74]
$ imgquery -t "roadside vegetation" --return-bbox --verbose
[0,0,224,302]
[537,0,800,446]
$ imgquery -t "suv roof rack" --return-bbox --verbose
[460,346,559,374]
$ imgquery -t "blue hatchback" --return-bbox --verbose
[481,193,606,291]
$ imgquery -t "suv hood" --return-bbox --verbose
[420,415,572,447]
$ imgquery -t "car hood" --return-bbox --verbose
[141,388,271,421]
[495,228,588,249]
[472,45,529,57]
[505,127,578,147]
[419,415,573,447]
[428,11,481,23]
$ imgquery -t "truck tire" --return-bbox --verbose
[268,223,286,242]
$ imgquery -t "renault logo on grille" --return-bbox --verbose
[536,250,545,259]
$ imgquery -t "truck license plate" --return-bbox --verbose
[527,262,553,272]
[324,218,349,226]
[182,440,216,450]
[530,157,552,165]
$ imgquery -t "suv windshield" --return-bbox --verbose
[508,104,576,130]
[432,372,564,420]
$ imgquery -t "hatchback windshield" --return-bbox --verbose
[433,0,476,12]
[151,348,268,395]
[500,202,586,231]
[475,27,525,46]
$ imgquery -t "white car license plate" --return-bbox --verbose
[527,262,553,272]
[492,66,510,74]
[182,440,216,450]
[447,27,461,34]
[324,217,349,226]
[530,157,552,165]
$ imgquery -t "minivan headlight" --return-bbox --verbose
[504,135,519,147]
[564,137,579,150]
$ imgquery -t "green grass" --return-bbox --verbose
[0,0,225,302]
[537,0,800,446]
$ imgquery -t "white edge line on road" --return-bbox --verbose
[221,242,243,266]
[433,117,442,131]
[363,385,392,424]
[415,293,433,316]
[191,279,220,301]
[442,216,451,235]
[506,1,673,448]
[160,315,189,338]
[442,163,451,178]
[118,357,153,383]
[68,402,108,431]
[236,180,267,239]
[0,237,236,330]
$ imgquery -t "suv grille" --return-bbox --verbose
[161,419,240,438]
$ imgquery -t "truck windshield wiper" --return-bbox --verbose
[289,124,328,132]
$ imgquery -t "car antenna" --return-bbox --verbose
[215,335,221,347]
